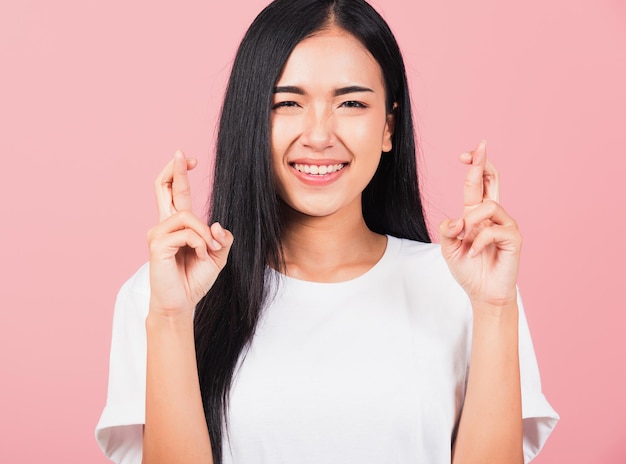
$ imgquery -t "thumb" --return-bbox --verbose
[208,222,235,269]
[439,218,464,258]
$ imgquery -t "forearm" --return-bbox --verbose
[143,310,213,464]
[452,301,523,464]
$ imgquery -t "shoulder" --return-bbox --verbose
[390,235,442,259]
[387,235,456,279]
[384,235,469,305]
[119,262,151,298]
[96,264,150,461]
[112,262,151,322]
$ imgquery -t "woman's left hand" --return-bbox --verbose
[439,140,522,307]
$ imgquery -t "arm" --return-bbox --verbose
[440,141,524,464]
[143,309,212,463]
[452,301,522,464]
[142,151,233,464]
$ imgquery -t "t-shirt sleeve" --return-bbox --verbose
[95,263,150,464]
[517,294,559,462]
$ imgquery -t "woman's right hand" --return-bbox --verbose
[147,150,234,317]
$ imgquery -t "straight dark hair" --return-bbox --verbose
[194,0,430,462]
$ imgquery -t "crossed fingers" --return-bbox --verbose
[462,140,500,212]
[441,141,519,257]
[154,150,198,222]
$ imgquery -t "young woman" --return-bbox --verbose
[96,0,558,463]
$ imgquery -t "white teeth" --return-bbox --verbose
[293,163,346,175]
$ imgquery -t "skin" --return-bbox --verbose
[143,26,523,464]
[143,151,231,464]
[270,28,393,282]
[441,141,523,464]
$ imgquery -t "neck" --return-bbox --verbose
[279,199,387,283]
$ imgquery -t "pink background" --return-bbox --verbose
[1,0,624,462]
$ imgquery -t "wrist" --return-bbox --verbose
[147,303,195,330]
[470,298,519,319]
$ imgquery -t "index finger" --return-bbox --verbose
[463,140,487,212]
[172,150,193,212]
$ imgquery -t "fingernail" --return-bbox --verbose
[215,222,227,238]
[211,239,222,250]
[468,247,476,257]
[449,219,458,229]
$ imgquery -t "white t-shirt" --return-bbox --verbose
[96,236,558,463]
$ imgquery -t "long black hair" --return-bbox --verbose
[194,1,430,462]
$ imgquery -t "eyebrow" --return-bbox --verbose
[273,85,374,96]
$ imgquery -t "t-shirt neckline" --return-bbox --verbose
[268,235,400,289]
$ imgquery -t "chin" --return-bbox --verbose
[284,197,362,222]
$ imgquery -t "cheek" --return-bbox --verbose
[336,115,388,156]
[270,118,298,163]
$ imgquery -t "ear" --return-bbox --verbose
[382,103,397,153]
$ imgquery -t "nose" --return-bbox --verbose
[300,105,334,151]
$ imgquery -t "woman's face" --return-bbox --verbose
[270,27,393,220]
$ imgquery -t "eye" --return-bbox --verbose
[272,101,301,110]
[340,100,368,109]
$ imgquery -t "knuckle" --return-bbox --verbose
[175,210,191,222]
[485,167,499,179]
[479,200,499,216]
[485,226,497,239]
[146,224,162,243]
[484,173,497,185]
[464,178,477,190]
[176,186,191,196]
[474,228,487,243]
[147,236,161,254]
[186,228,198,240]
[511,226,522,241]
[484,198,498,209]
[154,177,168,190]
[182,229,194,243]
[462,216,475,231]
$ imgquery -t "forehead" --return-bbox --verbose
[276,28,385,90]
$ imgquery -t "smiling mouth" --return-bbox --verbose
[291,163,347,175]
